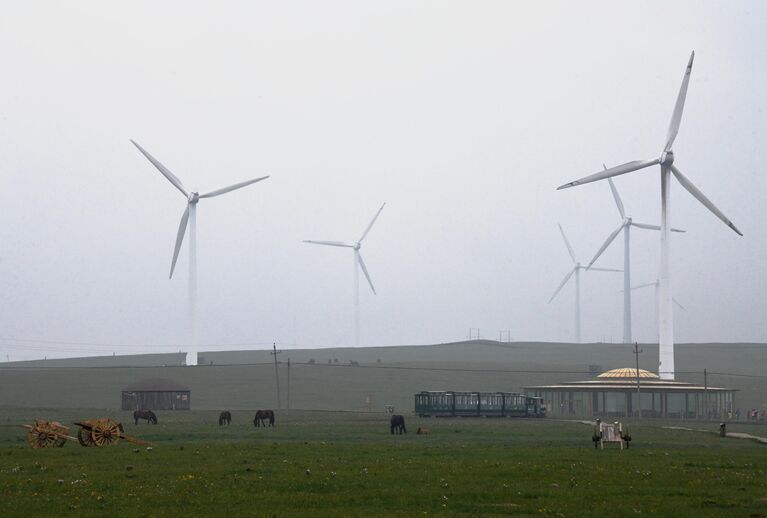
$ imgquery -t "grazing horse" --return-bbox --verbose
[133,410,157,425]
[219,411,232,426]
[253,410,275,427]
[390,415,406,435]
[416,427,430,435]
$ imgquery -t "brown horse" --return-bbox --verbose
[390,415,406,435]
[253,410,275,427]
[133,410,157,425]
[219,411,232,426]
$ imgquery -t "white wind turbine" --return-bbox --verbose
[304,203,385,347]
[131,139,269,366]
[557,51,742,379]
[587,173,685,344]
[548,224,621,343]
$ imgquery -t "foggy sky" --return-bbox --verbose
[1,1,766,361]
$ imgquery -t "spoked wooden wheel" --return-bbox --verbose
[77,427,95,447]
[27,424,58,448]
[91,419,122,447]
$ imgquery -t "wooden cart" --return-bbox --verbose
[73,418,153,447]
[21,420,77,448]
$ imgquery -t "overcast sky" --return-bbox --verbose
[1,1,765,360]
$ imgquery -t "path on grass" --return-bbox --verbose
[568,419,767,445]
[664,425,767,445]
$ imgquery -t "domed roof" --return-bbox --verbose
[597,368,659,379]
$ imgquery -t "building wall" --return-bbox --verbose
[121,391,191,410]
[528,388,734,419]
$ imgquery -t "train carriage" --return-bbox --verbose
[415,391,546,418]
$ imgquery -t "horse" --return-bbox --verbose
[253,410,275,427]
[219,411,232,426]
[133,410,157,425]
[390,415,406,435]
[416,427,430,435]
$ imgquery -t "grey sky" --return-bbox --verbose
[1,1,765,360]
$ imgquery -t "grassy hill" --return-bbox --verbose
[0,340,764,412]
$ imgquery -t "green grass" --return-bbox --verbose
[1,410,767,516]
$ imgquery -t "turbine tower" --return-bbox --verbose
[131,139,269,366]
[557,51,742,379]
[624,280,686,343]
[304,203,385,347]
[587,173,685,344]
[548,224,621,343]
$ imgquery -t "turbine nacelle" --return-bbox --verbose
[188,192,200,204]
[659,150,674,167]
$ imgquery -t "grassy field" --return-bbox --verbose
[1,409,767,516]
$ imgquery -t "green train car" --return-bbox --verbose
[414,391,546,418]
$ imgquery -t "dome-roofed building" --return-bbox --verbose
[121,378,191,411]
[525,367,734,419]
[597,368,659,379]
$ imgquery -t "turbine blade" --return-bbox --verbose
[131,140,188,197]
[606,175,625,219]
[359,203,386,242]
[357,253,376,295]
[588,267,622,273]
[673,298,687,311]
[548,268,575,304]
[664,51,695,152]
[630,222,660,231]
[170,204,190,279]
[199,175,270,199]
[631,282,657,290]
[558,224,576,263]
[587,223,625,268]
[303,240,355,248]
[631,222,686,233]
[671,165,742,235]
[557,158,660,190]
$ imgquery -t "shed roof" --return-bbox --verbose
[123,378,190,392]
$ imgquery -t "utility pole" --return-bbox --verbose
[271,343,282,410]
[633,342,643,419]
[287,358,291,412]
[704,368,708,420]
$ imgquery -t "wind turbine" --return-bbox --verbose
[587,173,685,344]
[621,280,686,343]
[131,139,269,366]
[548,224,621,343]
[557,51,742,379]
[304,203,385,347]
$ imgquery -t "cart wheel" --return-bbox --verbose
[77,427,95,447]
[91,419,121,447]
[28,428,55,448]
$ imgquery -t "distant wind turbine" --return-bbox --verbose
[587,172,685,344]
[557,51,742,379]
[131,139,269,366]
[548,224,621,343]
[621,280,686,343]
[304,203,385,347]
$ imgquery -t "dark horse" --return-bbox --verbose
[133,410,157,425]
[219,411,232,426]
[390,414,406,435]
[253,410,275,427]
